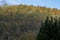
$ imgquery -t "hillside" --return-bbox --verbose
[0,4,60,40]
[0,4,60,20]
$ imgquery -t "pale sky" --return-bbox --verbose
[0,0,60,9]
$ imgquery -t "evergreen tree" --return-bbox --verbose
[57,17,60,40]
[48,17,54,40]
[53,18,58,40]
[0,23,4,36]
[36,17,60,40]
[36,17,50,40]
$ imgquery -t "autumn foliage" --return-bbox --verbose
[0,4,60,40]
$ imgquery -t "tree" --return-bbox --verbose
[37,17,60,40]
[57,17,60,40]
[0,22,4,36]
[48,17,54,40]
[36,17,50,40]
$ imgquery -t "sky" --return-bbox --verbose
[0,0,60,9]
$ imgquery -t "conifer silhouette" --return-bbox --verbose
[36,17,60,40]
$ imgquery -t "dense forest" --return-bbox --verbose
[37,17,60,40]
[0,4,60,40]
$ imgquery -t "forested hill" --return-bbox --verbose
[0,4,60,16]
[0,4,60,40]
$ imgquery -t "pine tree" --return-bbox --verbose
[48,17,54,40]
[52,18,57,40]
[0,23,4,36]
[57,17,60,40]
[36,17,50,40]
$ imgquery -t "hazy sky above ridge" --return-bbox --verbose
[0,0,60,9]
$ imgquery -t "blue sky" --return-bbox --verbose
[0,0,60,9]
